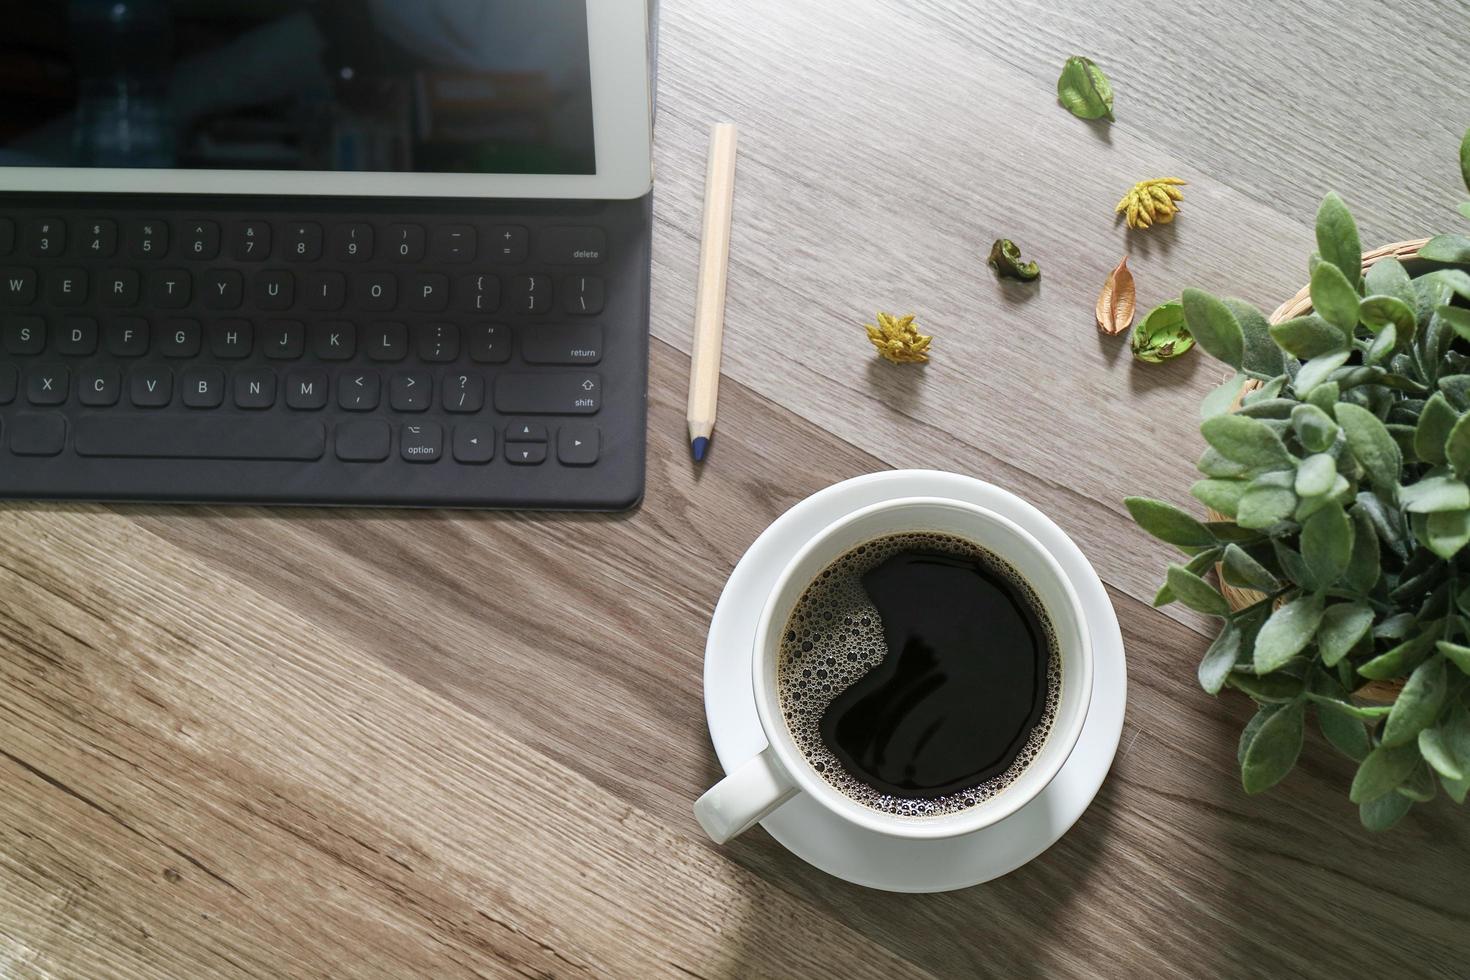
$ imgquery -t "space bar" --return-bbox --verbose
[75,417,327,461]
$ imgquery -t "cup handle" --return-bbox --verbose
[694,746,799,844]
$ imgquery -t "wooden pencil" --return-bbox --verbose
[687,122,738,462]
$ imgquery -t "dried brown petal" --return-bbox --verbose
[1096,255,1136,335]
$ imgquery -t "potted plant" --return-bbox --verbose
[1126,127,1470,830]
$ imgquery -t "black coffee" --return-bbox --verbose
[776,532,1059,817]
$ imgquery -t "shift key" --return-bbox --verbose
[493,372,600,415]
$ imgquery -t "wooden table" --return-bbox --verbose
[4,2,1469,976]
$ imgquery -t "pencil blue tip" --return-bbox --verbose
[691,436,709,462]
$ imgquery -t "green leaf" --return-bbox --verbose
[1364,256,1416,308]
[1447,412,1470,480]
[1220,544,1279,592]
[1300,503,1352,585]
[1398,475,1470,513]
[1190,479,1246,518]
[1356,490,1409,560]
[1438,705,1470,803]
[1294,351,1351,397]
[1436,305,1470,345]
[1236,398,1297,420]
[1305,693,1393,720]
[1240,700,1304,794]
[1290,404,1339,454]
[1199,622,1241,695]
[1364,324,1397,366]
[1131,301,1194,363]
[1293,454,1336,497]
[1397,763,1436,802]
[1318,700,1371,761]
[1056,55,1114,120]
[1268,315,1346,359]
[1360,790,1413,831]
[1315,192,1362,290]
[1414,392,1458,465]
[1359,294,1416,335]
[1238,703,1278,764]
[1382,655,1448,746]
[1461,125,1470,194]
[1419,726,1466,782]
[1442,374,1470,412]
[1318,601,1374,667]
[1306,381,1340,413]
[1201,414,1294,470]
[1344,506,1380,593]
[1310,259,1362,334]
[1438,640,1470,674]
[1165,564,1229,617]
[1124,497,1216,548]
[1426,510,1470,560]
[1237,483,1296,531]
[1359,629,1436,680]
[1419,234,1470,264]
[1201,373,1248,420]
[1197,446,1251,479]
[1254,594,1324,674]
[1335,402,1402,491]
[1180,288,1244,369]
[1229,671,1305,703]
[1350,742,1421,803]
[1224,298,1284,378]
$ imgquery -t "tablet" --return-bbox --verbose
[0,0,653,200]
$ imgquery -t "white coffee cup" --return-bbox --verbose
[694,496,1093,844]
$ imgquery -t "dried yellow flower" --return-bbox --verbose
[1116,177,1186,229]
[864,312,931,364]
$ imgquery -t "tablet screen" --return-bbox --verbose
[0,0,596,176]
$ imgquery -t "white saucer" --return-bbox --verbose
[703,470,1127,893]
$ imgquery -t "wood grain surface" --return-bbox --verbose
[5,1,1470,977]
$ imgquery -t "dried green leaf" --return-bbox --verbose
[1254,594,1324,674]
[1131,300,1194,363]
[987,239,1039,281]
[1461,125,1470,194]
[1056,56,1114,121]
[1315,192,1363,290]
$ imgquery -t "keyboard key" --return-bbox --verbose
[129,367,171,407]
[253,270,295,310]
[81,220,118,257]
[407,274,449,312]
[75,417,326,460]
[443,372,483,412]
[286,370,328,410]
[354,273,397,311]
[0,268,37,305]
[263,320,305,359]
[231,221,271,261]
[0,365,15,403]
[338,371,381,411]
[181,368,225,408]
[160,319,201,357]
[202,269,244,309]
[390,372,430,412]
[209,320,253,358]
[487,225,528,263]
[100,269,141,307]
[367,322,407,361]
[10,414,66,457]
[562,275,605,315]
[0,218,13,255]
[3,316,45,354]
[126,220,169,259]
[25,219,65,257]
[332,223,373,262]
[304,271,346,311]
[47,269,87,306]
[467,323,509,363]
[183,221,221,259]
[507,442,547,465]
[494,372,600,415]
[521,324,602,365]
[235,369,277,409]
[506,422,548,443]
[106,318,148,356]
[387,224,426,261]
[455,273,500,313]
[400,423,442,462]
[79,366,120,407]
[557,424,600,466]
[58,317,98,356]
[311,322,355,359]
[416,323,459,362]
[508,275,552,314]
[453,423,495,463]
[284,222,323,261]
[335,420,390,462]
[540,226,607,264]
[27,366,67,405]
[148,269,192,308]
[431,225,476,262]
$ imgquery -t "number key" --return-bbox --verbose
[387,224,425,262]
[25,218,66,257]
[82,220,117,257]
[0,217,14,256]
[284,222,324,261]
[127,220,169,259]
[232,221,272,261]
[183,221,221,259]
[332,223,374,262]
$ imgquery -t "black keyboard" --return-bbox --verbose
[0,194,651,509]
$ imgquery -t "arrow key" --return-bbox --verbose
[508,442,547,466]
[453,423,496,464]
[557,424,599,466]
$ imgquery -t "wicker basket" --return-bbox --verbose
[1206,239,1430,702]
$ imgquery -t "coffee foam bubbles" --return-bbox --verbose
[775,531,1061,818]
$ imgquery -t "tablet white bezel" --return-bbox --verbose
[0,0,652,200]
